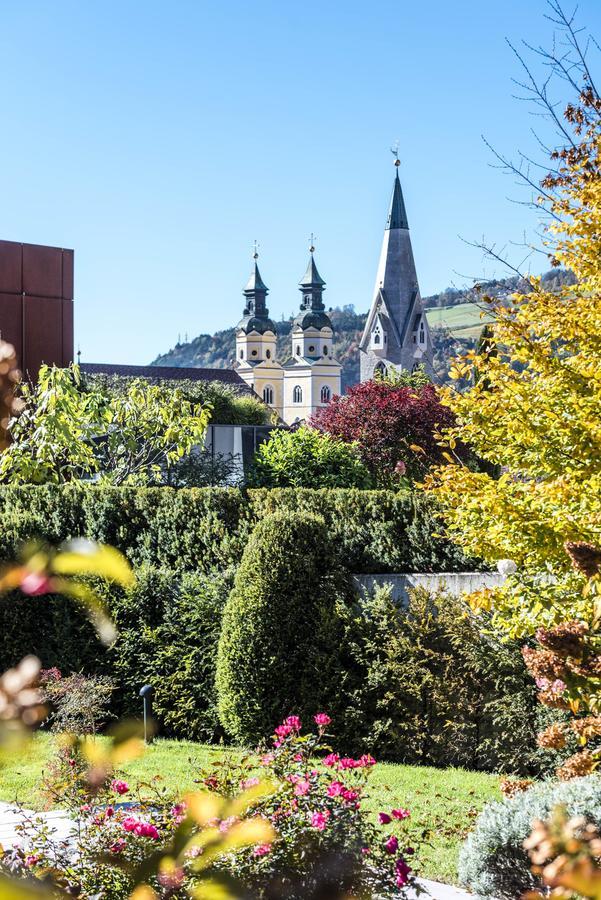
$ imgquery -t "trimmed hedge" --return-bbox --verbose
[216,511,351,744]
[0,484,476,575]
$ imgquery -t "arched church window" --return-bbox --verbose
[419,321,426,345]
[293,385,303,404]
[374,362,387,378]
[373,333,381,345]
[239,349,244,359]
[266,349,271,359]
[320,385,331,403]
[323,345,328,355]
[411,362,420,373]
[263,385,274,405]
[296,345,301,356]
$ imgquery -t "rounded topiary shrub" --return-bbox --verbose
[459,775,601,899]
[215,510,348,745]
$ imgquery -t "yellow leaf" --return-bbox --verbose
[53,541,135,587]
[185,791,223,825]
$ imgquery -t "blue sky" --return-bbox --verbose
[1,0,599,364]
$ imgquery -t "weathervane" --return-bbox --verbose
[253,239,260,260]
[309,232,316,253]
[390,140,401,167]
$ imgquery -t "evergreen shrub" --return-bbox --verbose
[216,511,351,745]
[0,484,476,574]
[341,586,545,774]
[458,776,601,899]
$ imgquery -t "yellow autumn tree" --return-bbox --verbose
[426,70,601,638]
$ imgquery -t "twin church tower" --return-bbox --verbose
[234,160,432,425]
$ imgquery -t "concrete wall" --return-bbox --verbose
[353,571,505,604]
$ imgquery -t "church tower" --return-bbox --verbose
[359,157,433,380]
[282,244,341,425]
[234,250,283,418]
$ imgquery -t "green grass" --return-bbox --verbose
[0,734,501,885]
[426,302,494,339]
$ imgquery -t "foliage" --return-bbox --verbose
[0,364,210,486]
[39,669,115,735]
[85,371,271,425]
[196,715,418,898]
[425,60,601,640]
[248,425,372,489]
[0,484,474,576]
[216,511,351,745]
[342,586,548,774]
[311,376,458,485]
[524,804,601,899]
[458,775,601,900]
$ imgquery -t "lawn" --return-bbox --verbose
[426,301,494,340]
[0,734,501,885]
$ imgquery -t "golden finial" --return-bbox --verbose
[309,232,316,253]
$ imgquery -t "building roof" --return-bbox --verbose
[386,169,409,230]
[81,362,253,393]
[299,254,326,288]
[244,260,268,293]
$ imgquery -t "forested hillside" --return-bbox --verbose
[152,269,574,388]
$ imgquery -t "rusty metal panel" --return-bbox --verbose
[23,295,63,380]
[62,249,74,300]
[0,292,23,366]
[61,298,74,366]
[23,244,63,298]
[0,241,23,293]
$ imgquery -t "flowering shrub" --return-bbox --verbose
[198,713,418,898]
[3,715,417,899]
[40,668,115,735]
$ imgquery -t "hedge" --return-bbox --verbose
[0,484,476,575]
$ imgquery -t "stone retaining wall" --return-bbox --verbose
[353,572,505,604]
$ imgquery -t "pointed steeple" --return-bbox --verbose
[237,246,275,334]
[386,164,409,230]
[294,240,331,330]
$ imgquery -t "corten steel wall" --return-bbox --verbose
[0,240,74,380]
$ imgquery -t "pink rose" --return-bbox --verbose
[106,806,114,818]
[339,757,360,770]
[241,777,260,789]
[274,724,293,738]
[24,855,39,867]
[314,713,331,726]
[392,808,410,820]
[384,835,399,854]
[342,789,359,804]
[122,816,138,832]
[20,572,54,596]
[261,753,275,765]
[110,838,127,854]
[327,781,345,797]
[253,843,272,857]
[295,780,311,796]
[285,715,301,730]
[359,754,376,767]
[137,822,159,840]
[310,810,331,831]
[378,812,391,824]
[111,779,129,795]
[395,857,412,887]
[322,753,339,768]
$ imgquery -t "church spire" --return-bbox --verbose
[299,236,326,311]
[237,244,275,334]
[386,161,409,230]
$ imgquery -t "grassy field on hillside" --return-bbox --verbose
[0,734,501,885]
[426,301,494,340]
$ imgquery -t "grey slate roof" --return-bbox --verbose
[244,261,268,293]
[386,170,409,230]
[81,363,253,393]
[299,255,326,287]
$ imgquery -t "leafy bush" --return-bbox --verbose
[199,714,418,898]
[342,586,545,774]
[40,669,115,734]
[249,425,372,488]
[0,484,475,574]
[311,377,459,485]
[459,775,601,899]
[216,511,351,745]
[84,371,271,425]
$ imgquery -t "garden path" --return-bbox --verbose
[0,802,474,899]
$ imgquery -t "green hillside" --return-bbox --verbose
[151,270,574,388]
